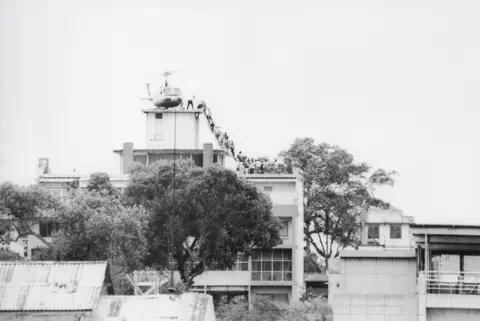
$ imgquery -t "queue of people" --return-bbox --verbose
[201,105,290,174]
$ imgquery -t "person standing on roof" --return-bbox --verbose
[186,95,195,110]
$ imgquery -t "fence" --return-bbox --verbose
[424,270,480,295]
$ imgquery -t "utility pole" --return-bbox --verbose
[168,107,178,290]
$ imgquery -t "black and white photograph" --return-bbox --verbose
[1,1,479,320]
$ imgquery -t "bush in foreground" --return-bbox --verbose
[216,295,332,321]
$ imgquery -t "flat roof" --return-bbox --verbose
[142,108,204,114]
[113,148,226,155]
[340,249,416,258]
[411,224,480,238]
[240,174,298,181]
[412,223,480,229]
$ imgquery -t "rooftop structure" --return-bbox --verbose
[0,261,109,321]
[91,293,215,321]
[362,207,415,249]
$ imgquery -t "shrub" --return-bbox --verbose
[216,295,332,321]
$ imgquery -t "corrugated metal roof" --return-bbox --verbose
[0,261,107,311]
[91,293,216,321]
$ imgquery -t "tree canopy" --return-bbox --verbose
[37,192,149,270]
[304,251,324,273]
[216,295,332,321]
[125,160,282,286]
[280,137,398,267]
[0,181,60,247]
[86,172,119,196]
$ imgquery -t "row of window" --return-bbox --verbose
[367,223,402,240]
[207,250,294,282]
[252,249,293,282]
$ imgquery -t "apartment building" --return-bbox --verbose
[34,107,305,303]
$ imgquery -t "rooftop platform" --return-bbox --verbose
[340,249,416,259]
[112,148,226,155]
[412,223,480,252]
[142,108,205,114]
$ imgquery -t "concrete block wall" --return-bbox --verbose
[331,256,418,321]
[342,258,417,295]
[427,308,480,321]
[332,294,417,321]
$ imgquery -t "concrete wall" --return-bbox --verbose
[251,286,292,303]
[255,181,298,205]
[292,173,305,302]
[146,111,200,149]
[340,257,417,295]
[194,271,250,287]
[331,255,418,321]
[331,294,418,321]
[427,308,480,321]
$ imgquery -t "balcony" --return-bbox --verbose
[420,271,480,309]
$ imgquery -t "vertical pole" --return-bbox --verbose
[424,233,429,272]
[170,108,177,288]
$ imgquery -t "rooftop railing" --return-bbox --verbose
[237,163,294,176]
[425,270,480,295]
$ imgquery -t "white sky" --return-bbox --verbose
[1,0,479,225]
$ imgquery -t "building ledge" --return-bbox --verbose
[113,148,226,155]
[250,281,293,286]
[142,108,204,114]
[426,293,480,309]
[340,249,416,258]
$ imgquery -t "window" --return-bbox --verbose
[155,113,163,119]
[163,88,181,96]
[251,249,292,282]
[229,253,249,271]
[209,253,248,271]
[39,222,60,237]
[263,186,273,192]
[390,224,402,239]
[280,221,288,238]
[367,224,380,239]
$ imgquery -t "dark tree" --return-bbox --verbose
[87,172,119,196]
[304,251,324,273]
[280,138,398,268]
[125,160,282,286]
[0,182,60,248]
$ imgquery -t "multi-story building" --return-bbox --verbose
[365,207,415,249]
[191,168,305,303]
[34,106,306,303]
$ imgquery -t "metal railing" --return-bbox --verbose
[133,270,164,284]
[425,271,480,295]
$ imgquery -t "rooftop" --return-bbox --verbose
[0,261,107,312]
[142,108,204,114]
[112,148,226,155]
[91,293,215,321]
